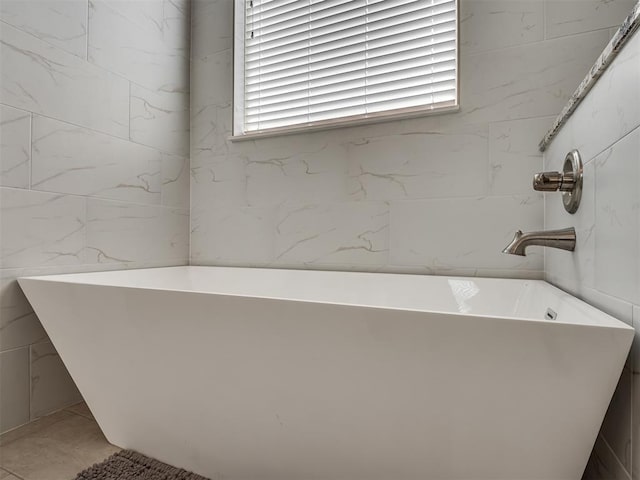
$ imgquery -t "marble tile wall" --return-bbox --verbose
[0,0,190,434]
[190,0,633,278]
[543,27,640,480]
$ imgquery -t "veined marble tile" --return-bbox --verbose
[461,30,610,124]
[90,0,163,33]
[91,0,189,57]
[161,154,189,208]
[489,117,552,196]
[544,160,595,296]
[0,104,30,189]
[0,0,88,58]
[0,22,129,138]
[31,116,161,204]
[581,288,634,326]
[3,261,187,303]
[0,270,47,352]
[247,143,348,207]
[633,305,640,480]
[545,0,637,40]
[191,0,232,59]
[30,341,82,420]
[86,199,189,264]
[191,103,232,161]
[0,347,30,433]
[540,3,640,151]
[191,153,247,209]
[191,50,232,110]
[570,30,640,163]
[130,84,189,157]
[460,0,544,55]
[88,0,189,92]
[243,128,338,157]
[285,262,543,279]
[346,126,488,201]
[187,0,610,280]
[594,127,640,305]
[0,188,86,269]
[543,114,576,172]
[631,305,640,372]
[162,0,191,49]
[190,206,276,265]
[275,202,389,266]
[449,267,543,280]
[600,356,633,474]
[389,195,543,271]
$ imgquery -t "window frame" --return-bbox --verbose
[231,0,460,141]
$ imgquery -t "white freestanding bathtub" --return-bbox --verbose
[19,266,633,480]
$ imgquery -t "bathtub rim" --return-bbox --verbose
[18,266,633,332]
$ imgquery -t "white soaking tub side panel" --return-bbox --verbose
[18,272,633,480]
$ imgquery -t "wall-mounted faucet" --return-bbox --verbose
[502,227,576,256]
[533,150,583,214]
[503,150,582,256]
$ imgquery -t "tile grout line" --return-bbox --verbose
[485,122,492,197]
[86,0,90,62]
[630,303,636,478]
[542,0,547,41]
[64,405,94,421]
[83,193,89,265]
[27,344,32,423]
[584,122,640,167]
[0,185,189,211]
[193,25,615,62]
[0,256,188,274]
[0,183,543,211]
[462,26,612,58]
[0,345,30,355]
[0,19,190,92]
[0,104,189,159]
[0,19,85,61]
[128,80,132,141]
[28,113,33,191]
[1,467,26,480]
[629,354,633,479]
[1,407,88,449]
[600,434,632,480]
[486,114,559,128]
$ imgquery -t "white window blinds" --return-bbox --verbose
[234,0,458,136]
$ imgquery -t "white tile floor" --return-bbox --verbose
[0,403,120,480]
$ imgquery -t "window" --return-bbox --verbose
[233,0,458,137]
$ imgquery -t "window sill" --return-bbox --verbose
[229,103,460,142]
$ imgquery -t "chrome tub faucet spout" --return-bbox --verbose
[502,227,576,256]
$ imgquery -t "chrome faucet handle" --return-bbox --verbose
[533,171,576,192]
[532,150,583,214]
[533,171,564,191]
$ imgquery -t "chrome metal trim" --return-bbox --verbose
[562,150,583,214]
[539,2,640,151]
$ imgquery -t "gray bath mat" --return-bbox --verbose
[73,449,209,480]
